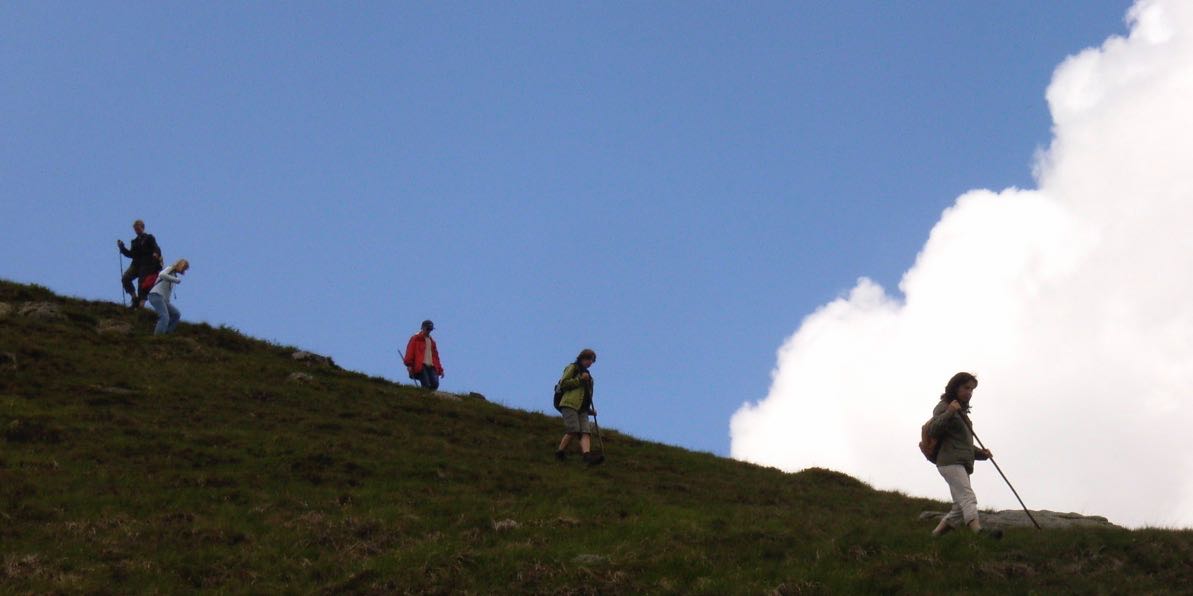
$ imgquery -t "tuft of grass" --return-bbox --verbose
[2,278,1193,593]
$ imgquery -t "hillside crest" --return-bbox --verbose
[2,279,1190,593]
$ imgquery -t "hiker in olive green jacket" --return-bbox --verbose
[554,348,604,466]
[928,372,1000,539]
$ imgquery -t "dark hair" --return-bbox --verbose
[421,320,434,331]
[576,348,596,363]
[941,372,977,404]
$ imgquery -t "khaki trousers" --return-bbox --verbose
[938,464,979,527]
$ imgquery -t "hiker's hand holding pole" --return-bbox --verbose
[947,401,962,414]
[117,239,125,249]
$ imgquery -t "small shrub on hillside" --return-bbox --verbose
[4,418,63,444]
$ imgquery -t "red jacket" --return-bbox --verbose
[404,332,443,376]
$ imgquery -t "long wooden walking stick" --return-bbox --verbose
[964,415,1041,530]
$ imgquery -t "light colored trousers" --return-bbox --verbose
[938,464,979,527]
[147,293,180,335]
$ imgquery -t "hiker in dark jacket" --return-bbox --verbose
[117,219,163,308]
[928,372,1000,538]
[404,320,444,390]
[555,348,603,466]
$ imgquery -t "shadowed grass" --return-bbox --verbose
[2,279,1192,593]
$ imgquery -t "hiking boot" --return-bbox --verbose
[978,527,1004,540]
[582,452,605,467]
[554,450,567,461]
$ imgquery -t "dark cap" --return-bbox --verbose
[421,320,434,331]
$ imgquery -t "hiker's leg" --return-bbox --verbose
[562,410,589,448]
[122,265,138,299]
[938,465,979,530]
[136,277,151,304]
[576,411,592,450]
[419,367,438,390]
[561,408,582,437]
[932,517,954,537]
[935,464,973,531]
[166,302,181,333]
[147,294,170,335]
[559,410,584,459]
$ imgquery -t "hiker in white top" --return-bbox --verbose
[147,259,189,335]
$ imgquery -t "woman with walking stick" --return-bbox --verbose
[928,372,1002,539]
[554,348,603,467]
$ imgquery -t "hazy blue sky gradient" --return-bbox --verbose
[2,1,1129,455]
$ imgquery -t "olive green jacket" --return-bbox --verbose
[928,398,988,474]
[556,363,593,411]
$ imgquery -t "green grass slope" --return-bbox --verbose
[2,280,1192,594]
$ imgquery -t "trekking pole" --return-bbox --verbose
[591,410,605,453]
[964,416,1041,530]
[117,249,127,306]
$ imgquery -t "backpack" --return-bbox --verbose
[919,418,942,463]
[552,363,583,411]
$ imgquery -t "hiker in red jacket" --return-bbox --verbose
[404,320,444,390]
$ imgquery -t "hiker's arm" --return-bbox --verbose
[557,366,584,391]
[157,271,181,285]
[927,405,958,436]
[975,448,991,460]
[118,241,134,258]
[147,236,162,263]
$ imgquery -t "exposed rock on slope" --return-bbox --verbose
[920,510,1120,529]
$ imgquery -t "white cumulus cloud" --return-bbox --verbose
[730,0,1193,529]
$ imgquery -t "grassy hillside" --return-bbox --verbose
[2,279,1191,594]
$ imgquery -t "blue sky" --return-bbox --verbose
[2,1,1129,456]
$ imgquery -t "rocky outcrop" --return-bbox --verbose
[431,391,461,402]
[287,372,317,384]
[292,350,338,369]
[96,319,134,335]
[17,302,65,322]
[919,509,1120,529]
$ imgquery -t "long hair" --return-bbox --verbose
[941,371,977,406]
[575,348,596,367]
